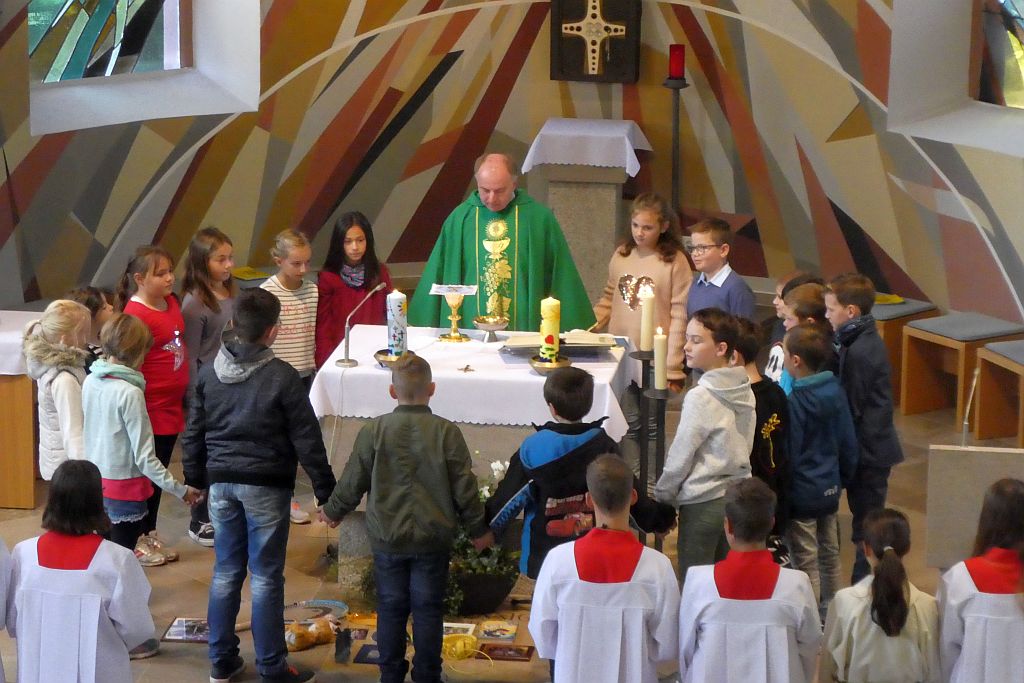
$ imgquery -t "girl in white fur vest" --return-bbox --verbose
[22,299,92,480]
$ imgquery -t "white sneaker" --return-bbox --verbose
[142,532,179,562]
[290,500,311,524]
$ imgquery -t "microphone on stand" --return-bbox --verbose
[335,282,388,368]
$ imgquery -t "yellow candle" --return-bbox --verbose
[653,326,668,390]
[638,285,655,351]
[540,296,561,361]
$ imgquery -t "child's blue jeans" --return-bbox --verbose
[373,550,450,683]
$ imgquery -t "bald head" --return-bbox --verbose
[474,153,518,212]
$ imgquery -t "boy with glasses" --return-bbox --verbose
[686,218,756,320]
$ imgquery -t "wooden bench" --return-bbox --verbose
[974,340,1024,447]
[901,312,1024,428]
[873,299,938,405]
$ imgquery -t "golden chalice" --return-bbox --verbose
[439,292,470,342]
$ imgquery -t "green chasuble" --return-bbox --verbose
[409,190,595,332]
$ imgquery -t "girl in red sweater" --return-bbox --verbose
[117,245,189,566]
[315,211,393,369]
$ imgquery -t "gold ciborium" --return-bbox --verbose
[439,292,470,342]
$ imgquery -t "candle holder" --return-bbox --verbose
[373,349,415,370]
[439,292,470,342]
[663,75,691,216]
[473,314,509,344]
[529,355,572,374]
[644,386,672,552]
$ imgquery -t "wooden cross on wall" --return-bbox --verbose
[550,0,642,84]
[561,0,627,76]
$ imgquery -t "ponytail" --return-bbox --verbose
[864,508,911,637]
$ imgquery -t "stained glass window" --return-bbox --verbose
[28,0,191,83]
[979,0,1024,109]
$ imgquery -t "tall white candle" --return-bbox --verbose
[653,326,668,390]
[387,289,407,355]
[638,285,655,351]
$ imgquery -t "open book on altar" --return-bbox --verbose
[502,330,617,353]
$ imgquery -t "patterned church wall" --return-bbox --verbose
[0,0,1020,321]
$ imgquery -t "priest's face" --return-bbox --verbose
[476,162,517,213]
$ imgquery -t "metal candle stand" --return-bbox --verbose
[629,349,672,551]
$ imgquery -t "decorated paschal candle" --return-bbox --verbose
[539,296,561,361]
[387,289,407,355]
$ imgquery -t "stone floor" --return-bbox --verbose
[0,404,1011,682]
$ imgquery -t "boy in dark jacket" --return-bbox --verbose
[182,288,337,683]
[825,273,904,583]
[783,323,858,621]
[319,354,491,683]
[485,367,675,579]
[734,318,789,541]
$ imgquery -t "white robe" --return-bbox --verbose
[678,564,821,683]
[820,577,940,683]
[937,560,1024,683]
[6,536,155,683]
[0,538,11,683]
[529,534,680,683]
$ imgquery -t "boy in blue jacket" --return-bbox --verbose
[485,367,675,578]
[783,323,858,621]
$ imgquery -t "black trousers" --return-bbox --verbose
[847,464,891,583]
[142,433,178,535]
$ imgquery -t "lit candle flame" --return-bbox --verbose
[656,326,663,335]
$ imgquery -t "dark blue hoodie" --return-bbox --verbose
[786,371,859,519]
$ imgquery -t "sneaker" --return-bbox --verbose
[260,665,316,683]
[129,638,160,660]
[189,521,216,547]
[142,532,179,562]
[210,655,245,683]
[289,500,310,525]
[134,543,166,567]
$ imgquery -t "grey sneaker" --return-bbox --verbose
[210,655,245,683]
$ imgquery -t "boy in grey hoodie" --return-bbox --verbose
[655,308,755,584]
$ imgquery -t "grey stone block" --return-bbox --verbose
[337,511,372,557]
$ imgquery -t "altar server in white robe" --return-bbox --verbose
[5,460,155,683]
[937,477,1024,683]
[678,477,821,683]
[530,455,679,683]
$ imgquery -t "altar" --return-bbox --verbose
[0,310,43,509]
[309,325,635,469]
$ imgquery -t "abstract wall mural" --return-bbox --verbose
[0,0,1021,321]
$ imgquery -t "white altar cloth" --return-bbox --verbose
[521,117,652,177]
[309,325,634,441]
[0,311,41,376]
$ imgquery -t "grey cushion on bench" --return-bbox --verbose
[984,340,1024,366]
[907,311,1024,342]
[873,298,937,321]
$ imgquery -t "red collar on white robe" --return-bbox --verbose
[37,531,103,570]
[714,549,780,600]
[965,547,1023,594]
[573,528,644,583]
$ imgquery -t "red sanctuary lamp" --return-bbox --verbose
[669,44,686,80]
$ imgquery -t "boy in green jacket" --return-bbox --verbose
[319,354,492,683]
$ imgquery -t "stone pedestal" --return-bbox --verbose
[528,164,627,304]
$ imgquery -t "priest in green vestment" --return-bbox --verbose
[409,153,595,331]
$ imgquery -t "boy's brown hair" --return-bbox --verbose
[733,317,763,365]
[690,307,741,357]
[543,367,594,422]
[100,313,154,369]
[827,273,876,315]
[391,354,433,401]
[783,323,832,373]
[724,477,776,543]
[783,283,826,322]
[689,217,733,247]
[586,454,634,514]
